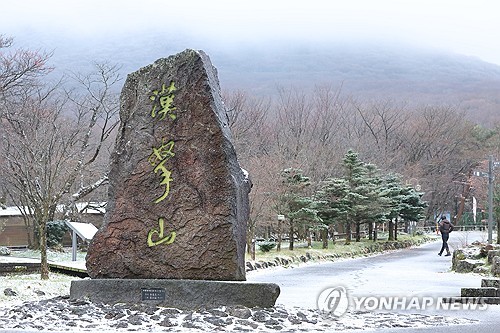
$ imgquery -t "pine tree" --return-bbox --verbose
[380,173,405,241]
[399,186,427,234]
[356,163,390,241]
[316,178,351,247]
[276,168,321,250]
[342,150,368,243]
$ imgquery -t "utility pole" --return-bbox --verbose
[488,155,494,244]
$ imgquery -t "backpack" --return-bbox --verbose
[441,221,453,233]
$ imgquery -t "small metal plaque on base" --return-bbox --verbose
[141,288,166,301]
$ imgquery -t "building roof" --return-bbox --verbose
[0,202,106,217]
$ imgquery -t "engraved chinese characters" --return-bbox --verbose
[148,138,175,204]
[86,50,250,281]
[147,218,176,247]
[147,82,177,247]
[150,81,177,120]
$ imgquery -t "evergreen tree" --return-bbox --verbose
[357,163,389,241]
[342,150,368,244]
[316,178,351,247]
[316,151,427,246]
[276,168,320,250]
[380,173,405,241]
[399,186,427,235]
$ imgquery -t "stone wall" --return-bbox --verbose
[452,241,500,276]
[247,237,433,272]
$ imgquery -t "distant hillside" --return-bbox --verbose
[212,43,500,126]
[10,30,500,126]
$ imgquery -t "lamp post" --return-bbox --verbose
[277,214,285,252]
[406,178,421,235]
[406,178,421,192]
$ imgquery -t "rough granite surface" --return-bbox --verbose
[86,50,250,281]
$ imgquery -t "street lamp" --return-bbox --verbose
[406,178,422,192]
[277,214,285,252]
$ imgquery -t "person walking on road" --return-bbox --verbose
[438,215,454,256]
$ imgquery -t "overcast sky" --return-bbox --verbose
[2,0,500,65]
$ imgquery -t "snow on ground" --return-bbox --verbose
[0,273,476,332]
[0,272,74,306]
[0,239,485,332]
[0,296,476,332]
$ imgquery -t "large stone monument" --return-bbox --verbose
[72,50,279,308]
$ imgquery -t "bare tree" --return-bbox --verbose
[223,89,271,159]
[222,82,490,244]
[223,90,277,255]
[399,106,483,221]
[274,86,314,162]
[0,39,120,279]
[0,35,53,104]
[306,85,350,181]
[352,99,410,170]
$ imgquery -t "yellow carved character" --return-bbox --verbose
[148,139,175,166]
[147,218,176,247]
[153,162,173,204]
[148,139,175,203]
[150,81,177,120]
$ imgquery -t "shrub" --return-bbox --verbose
[258,241,276,252]
[46,220,69,248]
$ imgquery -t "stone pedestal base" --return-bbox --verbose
[70,279,280,309]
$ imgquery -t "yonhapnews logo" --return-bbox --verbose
[317,286,488,317]
[316,286,350,316]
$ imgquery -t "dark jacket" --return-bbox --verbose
[439,219,454,234]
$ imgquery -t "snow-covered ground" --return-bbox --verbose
[0,273,73,306]
[0,292,475,332]
[0,234,491,332]
[0,271,476,332]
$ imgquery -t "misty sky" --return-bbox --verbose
[1,0,500,66]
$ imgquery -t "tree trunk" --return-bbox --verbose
[289,223,294,250]
[246,224,253,254]
[368,222,373,240]
[394,218,398,241]
[345,222,351,245]
[26,224,35,249]
[39,221,49,280]
[247,221,255,260]
[322,228,328,249]
[456,171,472,225]
[388,219,394,241]
[307,228,312,248]
[497,218,500,245]
[329,225,335,245]
[355,222,361,242]
[373,223,378,241]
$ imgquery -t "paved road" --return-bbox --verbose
[248,231,500,332]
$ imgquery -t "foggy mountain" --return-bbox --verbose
[216,42,500,126]
[11,30,500,126]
